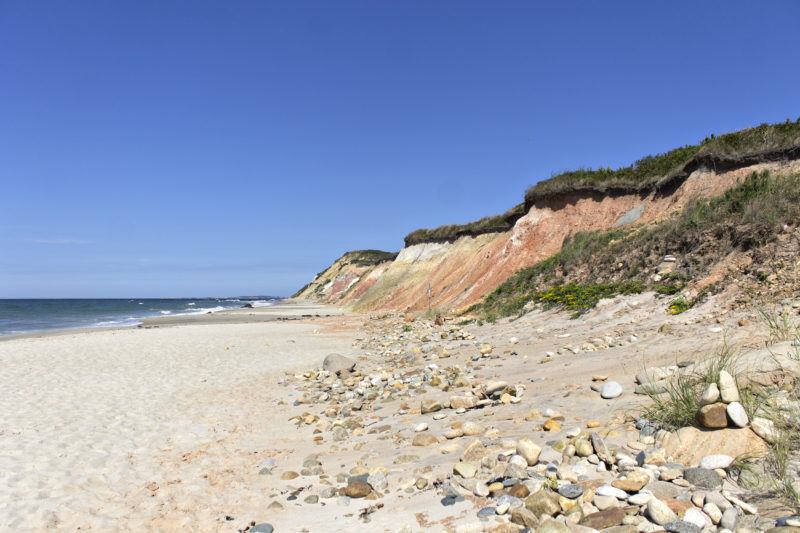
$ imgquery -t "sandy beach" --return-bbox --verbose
[1,295,796,532]
[0,301,358,531]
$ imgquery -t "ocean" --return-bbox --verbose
[0,297,281,336]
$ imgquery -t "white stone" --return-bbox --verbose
[699,383,720,406]
[718,370,740,403]
[414,422,428,432]
[601,381,623,399]
[683,508,710,529]
[700,454,734,470]
[595,485,628,500]
[751,416,778,443]
[627,491,653,505]
[726,402,748,428]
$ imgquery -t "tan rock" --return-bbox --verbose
[611,470,649,492]
[450,395,478,410]
[461,438,487,462]
[420,399,443,414]
[412,433,439,446]
[345,481,372,498]
[543,419,562,432]
[662,426,768,467]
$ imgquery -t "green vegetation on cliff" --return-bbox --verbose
[482,169,800,317]
[403,120,800,247]
[404,203,526,247]
[345,249,398,267]
[526,119,800,199]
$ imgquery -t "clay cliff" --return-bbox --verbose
[295,122,800,312]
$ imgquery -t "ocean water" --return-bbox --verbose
[0,297,281,336]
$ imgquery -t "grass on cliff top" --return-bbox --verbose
[344,249,398,267]
[404,203,526,247]
[482,169,800,318]
[527,118,800,197]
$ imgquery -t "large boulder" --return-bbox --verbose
[662,426,768,467]
[322,353,356,375]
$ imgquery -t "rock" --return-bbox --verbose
[345,481,372,498]
[700,454,734,470]
[450,396,478,409]
[421,399,443,414]
[536,520,571,533]
[462,438,487,462]
[367,470,388,492]
[696,403,728,428]
[511,507,540,528]
[412,433,439,446]
[543,419,562,432]
[751,416,778,443]
[718,371,740,403]
[682,508,709,529]
[601,381,623,399]
[662,426,768,467]
[516,438,542,466]
[595,485,628,500]
[594,495,621,511]
[574,439,594,457]
[612,470,650,492]
[726,402,749,427]
[525,489,561,517]
[280,471,299,480]
[414,422,428,432]
[250,524,274,533]
[453,462,477,479]
[558,484,583,499]
[663,520,701,533]
[404,313,415,322]
[628,492,652,505]
[323,353,356,375]
[684,467,722,489]
[703,502,722,523]
[699,383,720,405]
[462,421,484,435]
[720,506,738,530]
[647,497,678,525]
[581,508,626,530]
[332,426,348,441]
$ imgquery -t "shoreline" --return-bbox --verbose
[0,298,345,342]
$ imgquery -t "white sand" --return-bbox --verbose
[0,309,356,531]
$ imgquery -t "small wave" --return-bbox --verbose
[160,310,171,315]
[187,302,196,306]
[181,306,228,315]
[93,318,143,328]
[251,300,277,307]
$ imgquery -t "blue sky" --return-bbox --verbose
[1,1,798,298]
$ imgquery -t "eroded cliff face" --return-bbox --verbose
[299,160,800,312]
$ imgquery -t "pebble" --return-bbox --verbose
[601,381,623,399]
[700,454,734,470]
[516,438,542,466]
[683,508,709,528]
[720,507,739,530]
[250,524,274,533]
[718,370,740,403]
[684,468,722,489]
[663,520,701,533]
[414,422,428,432]
[595,485,628,500]
[558,484,584,499]
[699,383,720,405]
[704,502,723,524]
[647,497,678,525]
[453,462,477,478]
[726,402,748,427]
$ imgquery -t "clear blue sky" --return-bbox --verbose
[1,1,798,298]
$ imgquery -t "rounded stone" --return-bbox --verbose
[696,403,728,428]
[647,497,678,525]
[601,381,623,399]
[558,483,583,499]
[718,370,740,403]
[453,462,477,479]
[516,437,542,466]
[684,467,722,489]
[344,481,372,498]
[699,454,734,470]
[726,401,749,428]
[595,485,628,500]
[664,520,702,533]
[699,383,720,406]
[250,524,274,533]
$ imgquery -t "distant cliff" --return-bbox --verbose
[295,121,800,312]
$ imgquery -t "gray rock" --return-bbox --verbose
[538,447,562,465]
[684,467,722,489]
[616,204,645,227]
[536,520,571,533]
[601,381,623,399]
[700,454,734,470]
[663,520,701,533]
[250,525,274,533]
[367,470,388,492]
[720,506,739,531]
[477,506,496,519]
[699,383,720,405]
[558,483,583,499]
[323,353,356,375]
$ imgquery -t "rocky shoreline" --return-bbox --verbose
[242,293,800,533]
